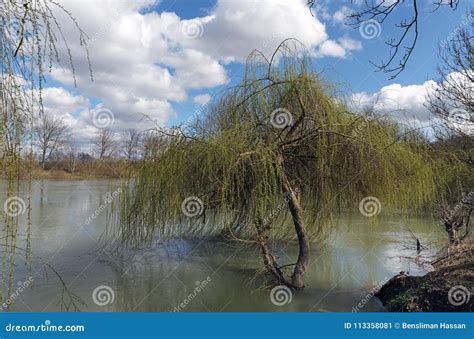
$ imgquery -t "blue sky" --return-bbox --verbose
[156,0,468,90]
[40,0,472,147]
[163,0,471,126]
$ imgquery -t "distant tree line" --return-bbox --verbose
[29,115,172,171]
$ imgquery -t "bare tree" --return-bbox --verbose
[35,114,70,169]
[63,142,79,174]
[141,130,172,159]
[426,12,473,165]
[442,191,473,244]
[427,14,473,136]
[120,128,141,160]
[94,128,117,159]
[142,131,158,159]
[308,0,460,78]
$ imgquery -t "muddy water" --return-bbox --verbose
[0,180,447,312]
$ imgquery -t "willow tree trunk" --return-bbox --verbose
[443,191,473,245]
[255,219,292,287]
[282,178,309,289]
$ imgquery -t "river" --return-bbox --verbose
[0,180,447,312]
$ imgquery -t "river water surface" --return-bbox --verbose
[1,180,447,312]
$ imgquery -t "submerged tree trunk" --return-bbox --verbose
[282,178,309,289]
[255,219,293,287]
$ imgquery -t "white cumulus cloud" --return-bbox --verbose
[39,0,365,146]
[193,94,211,105]
[350,80,436,123]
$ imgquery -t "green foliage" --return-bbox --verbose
[118,40,446,246]
[386,290,414,311]
[0,0,90,310]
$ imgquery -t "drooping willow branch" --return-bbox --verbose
[1,0,92,312]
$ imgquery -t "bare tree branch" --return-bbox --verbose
[94,128,117,159]
[308,0,460,78]
[34,114,70,169]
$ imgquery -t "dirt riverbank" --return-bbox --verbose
[376,240,473,312]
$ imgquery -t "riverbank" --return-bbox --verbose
[1,160,136,180]
[27,168,124,180]
[376,239,473,312]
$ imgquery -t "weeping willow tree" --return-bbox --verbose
[0,0,90,310]
[118,40,444,289]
